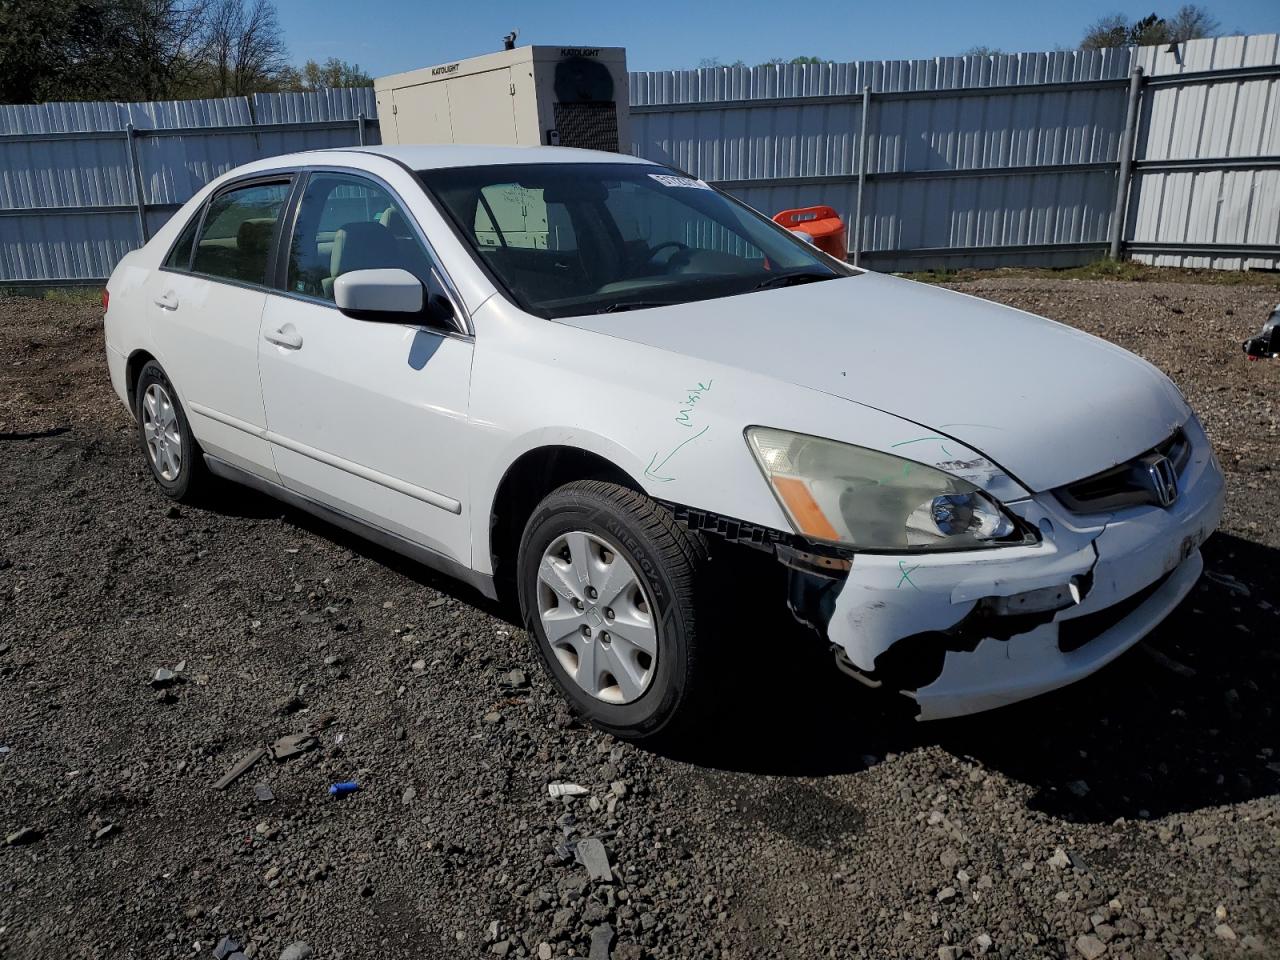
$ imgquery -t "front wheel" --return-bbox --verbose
[517,480,708,740]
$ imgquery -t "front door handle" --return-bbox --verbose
[154,291,178,310]
[264,325,303,350]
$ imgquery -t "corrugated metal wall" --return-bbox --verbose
[1127,34,1280,269]
[0,90,378,283]
[2,36,1278,283]
[630,34,1280,271]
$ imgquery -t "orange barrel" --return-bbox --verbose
[772,205,848,260]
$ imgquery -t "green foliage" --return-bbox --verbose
[0,0,303,103]
[277,57,373,91]
[696,55,828,69]
[0,0,209,102]
[1081,4,1220,49]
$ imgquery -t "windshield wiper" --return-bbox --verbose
[753,270,836,291]
[595,300,677,314]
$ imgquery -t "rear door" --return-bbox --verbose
[149,177,293,481]
[257,169,474,566]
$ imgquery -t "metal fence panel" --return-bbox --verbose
[630,34,1278,272]
[0,90,381,283]
[0,209,139,282]
[1124,34,1280,268]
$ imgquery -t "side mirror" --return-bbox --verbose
[334,268,424,319]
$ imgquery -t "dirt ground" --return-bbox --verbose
[1,275,1277,960]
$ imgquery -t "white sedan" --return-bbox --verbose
[103,145,1225,738]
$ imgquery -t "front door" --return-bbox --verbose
[258,171,474,566]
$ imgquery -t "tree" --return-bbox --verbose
[1166,3,1220,41]
[203,0,287,96]
[1081,5,1219,49]
[962,45,1004,57]
[277,57,373,90]
[0,0,210,103]
[756,55,827,66]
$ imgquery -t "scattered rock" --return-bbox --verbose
[279,943,313,960]
[212,748,266,790]
[1067,780,1091,797]
[1076,934,1107,959]
[575,837,614,882]
[588,923,615,960]
[270,733,317,760]
[5,827,40,846]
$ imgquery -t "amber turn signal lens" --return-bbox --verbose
[770,475,840,542]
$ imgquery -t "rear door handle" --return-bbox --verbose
[264,325,303,350]
[154,291,178,310]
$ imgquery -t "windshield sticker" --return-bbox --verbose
[648,174,712,190]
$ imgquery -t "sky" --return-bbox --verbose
[274,0,1280,76]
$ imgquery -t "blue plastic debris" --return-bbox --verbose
[328,781,359,796]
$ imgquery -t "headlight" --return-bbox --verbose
[746,426,1024,551]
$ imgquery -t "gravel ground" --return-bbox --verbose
[1,276,1277,960]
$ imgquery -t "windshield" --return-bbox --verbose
[418,162,856,318]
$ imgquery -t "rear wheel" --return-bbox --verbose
[517,480,708,740]
[134,360,209,502]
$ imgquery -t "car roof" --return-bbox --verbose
[251,144,661,172]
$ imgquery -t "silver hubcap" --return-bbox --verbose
[537,530,658,704]
[141,383,182,481]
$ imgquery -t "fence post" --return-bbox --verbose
[357,112,367,146]
[1109,66,1144,260]
[123,122,149,243]
[852,84,870,266]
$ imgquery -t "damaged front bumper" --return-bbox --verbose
[819,419,1226,721]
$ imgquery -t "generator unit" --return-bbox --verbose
[374,46,630,152]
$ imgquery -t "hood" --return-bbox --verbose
[558,271,1190,493]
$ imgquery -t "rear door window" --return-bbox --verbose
[164,211,201,270]
[191,181,291,285]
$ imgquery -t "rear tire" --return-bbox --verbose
[134,360,210,503]
[517,480,708,740]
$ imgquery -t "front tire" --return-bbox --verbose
[517,481,708,740]
[134,360,209,502]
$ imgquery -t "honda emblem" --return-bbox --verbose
[1143,455,1179,507]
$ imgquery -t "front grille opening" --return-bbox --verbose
[1055,428,1190,514]
[1056,570,1174,653]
